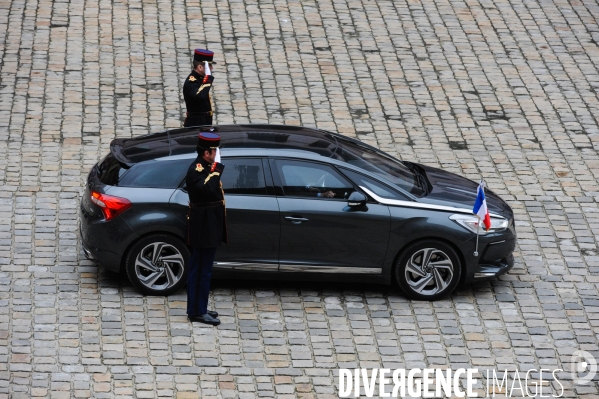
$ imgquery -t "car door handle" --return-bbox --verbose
[285,216,309,224]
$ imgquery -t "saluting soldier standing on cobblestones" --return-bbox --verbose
[185,132,227,326]
[183,49,215,127]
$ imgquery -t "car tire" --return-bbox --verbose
[395,240,461,301]
[125,234,189,296]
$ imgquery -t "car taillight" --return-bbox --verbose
[90,191,132,221]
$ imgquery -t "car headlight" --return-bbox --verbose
[449,214,508,235]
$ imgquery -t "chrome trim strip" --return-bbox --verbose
[474,272,496,278]
[359,186,505,219]
[279,265,382,274]
[82,246,95,260]
[489,240,506,246]
[214,262,278,271]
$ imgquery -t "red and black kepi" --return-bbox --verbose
[197,132,220,149]
[194,48,216,64]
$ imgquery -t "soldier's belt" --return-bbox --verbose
[189,200,224,208]
[186,111,213,117]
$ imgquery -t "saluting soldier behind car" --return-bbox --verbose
[185,132,227,326]
[183,49,216,127]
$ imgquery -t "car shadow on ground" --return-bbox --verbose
[98,266,495,302]
[211,278,401,296]
[99,267,405,296]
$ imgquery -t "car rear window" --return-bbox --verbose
[98,153,189,188]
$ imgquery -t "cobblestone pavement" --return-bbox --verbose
[1,0,599,397]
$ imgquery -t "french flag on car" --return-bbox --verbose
[473,180,491,231]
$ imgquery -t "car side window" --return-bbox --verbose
[220,158,268,195]
[340,168,408,200]
[274,159,355,200]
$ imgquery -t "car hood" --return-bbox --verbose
[414,163,512,218]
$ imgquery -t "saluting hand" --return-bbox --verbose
[202,61,212,83]
[210,162,225,174]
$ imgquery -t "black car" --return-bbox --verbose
[80,125,516,300]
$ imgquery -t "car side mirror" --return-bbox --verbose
[347,191,367,207]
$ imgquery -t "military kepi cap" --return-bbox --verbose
[194,49,216,64]
[197,132,220,149]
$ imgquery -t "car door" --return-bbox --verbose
[271,158,390,273]
[170,157,280,271]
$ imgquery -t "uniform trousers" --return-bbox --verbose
[187,246,217,316]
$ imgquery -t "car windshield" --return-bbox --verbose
[330,138,424,196]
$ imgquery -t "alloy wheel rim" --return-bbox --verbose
[404,247,454,296]
[135,242,184,291]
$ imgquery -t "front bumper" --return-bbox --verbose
[470,254,514,281]
[459,235,516,284]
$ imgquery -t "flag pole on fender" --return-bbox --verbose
[472,179,491,257]
[474,219,480,257]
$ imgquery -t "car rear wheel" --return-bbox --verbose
[125,234,189,296]
[395,240,461,301]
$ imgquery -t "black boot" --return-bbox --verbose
[187,311,218,321]
[190,313,220,326]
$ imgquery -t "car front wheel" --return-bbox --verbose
[125,234,189,296]
[395,240,461,301]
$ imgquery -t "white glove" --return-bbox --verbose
[204,61,211,76]
[215,148,221,163]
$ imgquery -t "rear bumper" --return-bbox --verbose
[80,229,124,272]
[80,195,137,273]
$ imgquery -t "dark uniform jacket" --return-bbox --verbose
[183,70,214,127]
[186,156,227,248]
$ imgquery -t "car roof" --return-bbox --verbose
[110,124,381,165]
